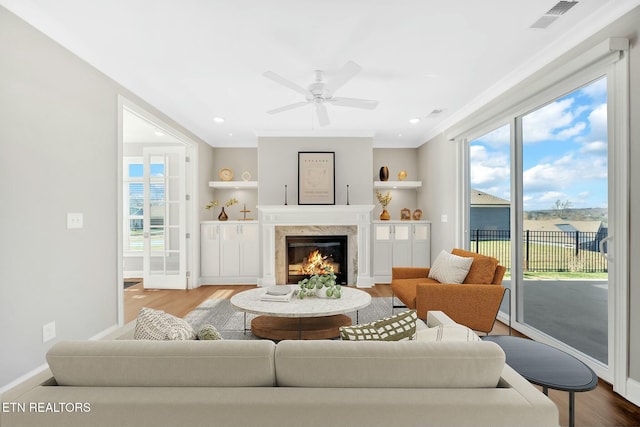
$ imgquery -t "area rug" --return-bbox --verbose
[183,296,395,340]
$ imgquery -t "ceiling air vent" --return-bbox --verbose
[530,1,578,29]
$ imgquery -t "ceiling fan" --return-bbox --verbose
[262,61,378,126]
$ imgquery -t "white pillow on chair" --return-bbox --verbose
[427,250,473,284]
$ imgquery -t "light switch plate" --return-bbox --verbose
[67,212,83,229]
[42,321,56,343]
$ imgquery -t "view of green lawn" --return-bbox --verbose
[473,240,608,279]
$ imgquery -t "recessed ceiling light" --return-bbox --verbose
[409,118,421,124]
[398,133,403,137]
[228,133,233,137]
[213,116,225,124]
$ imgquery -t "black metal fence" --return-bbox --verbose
[469,229,608,273]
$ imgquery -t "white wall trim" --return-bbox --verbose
[626,378,640,407]
[0,364,50,395]
[609,41,630,398]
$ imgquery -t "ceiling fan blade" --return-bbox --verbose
[266,101,309,115]
[324,61,362,95]
[315,103,330,127]
[329,97,378,110]
[262,71,310,96]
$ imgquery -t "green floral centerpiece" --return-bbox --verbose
[297,271,342,299]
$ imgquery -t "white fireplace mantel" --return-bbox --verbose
[257,205,375,288]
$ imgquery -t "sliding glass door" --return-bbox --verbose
[468,77,610,367]
[520,77,609,364]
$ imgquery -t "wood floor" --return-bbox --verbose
[124,283,640,427]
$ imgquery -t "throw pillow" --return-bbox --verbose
[340,310,418,341]
[373,309,418,341]
[451,248,499,284]
[428,250,474,284]
[339,322,381,341]
[134,307,196,340]
[197,324,223,340]
[415,324,481,342]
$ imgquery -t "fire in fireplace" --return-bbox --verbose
[286,235,348,285]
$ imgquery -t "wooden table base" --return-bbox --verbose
[251,314,352,340]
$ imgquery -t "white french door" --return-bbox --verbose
[143,146,187,289]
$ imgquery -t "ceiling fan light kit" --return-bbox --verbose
[263,61,378,126]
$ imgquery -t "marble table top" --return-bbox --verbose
[230,285,372,318]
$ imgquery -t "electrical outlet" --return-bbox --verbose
[441,214,448,222]
[67,212,83,229]
[42,321,56,343]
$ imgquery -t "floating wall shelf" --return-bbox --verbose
[374,181,422,189]
[209,181,258,189]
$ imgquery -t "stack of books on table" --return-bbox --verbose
[260,286,295,302]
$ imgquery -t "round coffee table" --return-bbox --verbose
[483,335,598,427]
[230,285,372,340]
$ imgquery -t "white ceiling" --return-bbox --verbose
[2,0,639,148]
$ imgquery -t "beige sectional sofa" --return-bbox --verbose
[1,312,559,427]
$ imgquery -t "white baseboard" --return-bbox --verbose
[0,364,49,395]
[625,377,640,407]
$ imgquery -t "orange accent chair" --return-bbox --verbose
[391,248,506,334]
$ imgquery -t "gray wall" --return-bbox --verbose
[257,137,373,206]
[416,133,459,254]
[417,6,640,384]
[0,6,213,388]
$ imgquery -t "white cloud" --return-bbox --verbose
[469,145,510,188]
[472,124,509,147]
[522,98,576,142]
[586,103,607,142]
[580,141,607,154]
[580,77,607,98]
[523,154,606,193]
[557,122,586,139]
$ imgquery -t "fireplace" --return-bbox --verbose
[286,235,348,285]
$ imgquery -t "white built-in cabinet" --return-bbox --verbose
[200,221,259,284]
[372,221,431,283]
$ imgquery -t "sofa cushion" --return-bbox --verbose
[134,307,196,340]
[428,250,474,284]
[46,340,276,387]
[416,324,481,342]
[275,340,505,389]
[452,248,499,284]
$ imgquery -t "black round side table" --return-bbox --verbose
[483,335,598,427]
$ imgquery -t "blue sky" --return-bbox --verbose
[470,76,608,211]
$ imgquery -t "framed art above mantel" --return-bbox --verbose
[298,151,335,205]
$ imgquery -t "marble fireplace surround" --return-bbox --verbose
[257,205,375,288]
[276,226,356,285]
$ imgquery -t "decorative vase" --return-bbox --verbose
[315,287,330,298]
[218,207,228,221]
[379,166,389,181]
[380,208,391,220]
